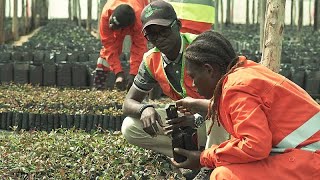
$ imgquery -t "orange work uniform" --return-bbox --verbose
[201,57,320,179]
[98,0,148,75]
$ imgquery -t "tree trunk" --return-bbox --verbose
[252,0,255,24]
[318,0,320,30]
[231,0,234,24]
[73,0,78,22]
[309,0,312,26]
[246,0,250,25]
[0,0,5,44]
[291,0,295,26]
[21,0,26,34]
[78,0,82,26]
[214,0,219,30]
[68,0,72,21]
[87,0,92,32]
[220,0,223,31]
[8,0,11,17]
[315,0,319,31]
[226,0,231,26]
[41,0,49,23]
[257,0,261,23]
[297,0,303,31]
[261,0,286,73]
[25,0,30,32]
[31,0,45,29]
[21,0,25,32]
[12,0,19,40]
[259,0,266,52]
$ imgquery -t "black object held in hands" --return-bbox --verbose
[165,104,198,163]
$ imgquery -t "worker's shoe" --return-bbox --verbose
[192,168,212,180]
[126,74,135,91]
[93,70,107,90]
[115,72,126,91]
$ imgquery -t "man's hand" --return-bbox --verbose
[163,115,195,135]
[115,72,126,91]
[140,106,163,137]
[171,148,202,170]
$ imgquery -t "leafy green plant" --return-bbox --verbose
[0,84,125,116]
[0,129,183,179]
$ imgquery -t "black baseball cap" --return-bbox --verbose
[141,0,177,30]
[110,4,135,29]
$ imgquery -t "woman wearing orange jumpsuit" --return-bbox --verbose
[169,31,320,179]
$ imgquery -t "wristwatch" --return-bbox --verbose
[194,113,205,128]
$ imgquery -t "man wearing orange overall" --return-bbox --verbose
[170,31,320,179]
[94,0,148,90]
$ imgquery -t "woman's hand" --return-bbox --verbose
[171,148,202,170]
[163,115,195,135]
[176,97,209,115]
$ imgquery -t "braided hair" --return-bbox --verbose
[185,30,245,134]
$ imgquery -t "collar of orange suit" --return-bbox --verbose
[238,55,247,63]
[228,55,247,73]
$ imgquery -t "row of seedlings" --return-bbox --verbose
[0,112,124,132]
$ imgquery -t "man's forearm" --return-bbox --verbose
[123,99,143,118]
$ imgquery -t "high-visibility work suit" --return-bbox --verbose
[98,0,148,75]
[143,33,201,100]
[200,57,320,179]
[166,0,215,34]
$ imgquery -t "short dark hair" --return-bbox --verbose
[112,4,135,28]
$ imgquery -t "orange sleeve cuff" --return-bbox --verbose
[200,145,219,169]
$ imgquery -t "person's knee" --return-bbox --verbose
[121,117,134,140]
[210,166,235,180]
[121,116,143,145]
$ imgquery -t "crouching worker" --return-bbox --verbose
[121,1,229,179]
[94,0,148,91]
[170,30,320,180]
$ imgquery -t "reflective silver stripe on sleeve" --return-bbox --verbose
[276,112,320,149]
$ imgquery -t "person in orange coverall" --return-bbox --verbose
[167,31,320,180]
[94,0,148,91]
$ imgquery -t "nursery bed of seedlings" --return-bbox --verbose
[0,84,182,179]
[0,84,125,131]
[0,129,183,179]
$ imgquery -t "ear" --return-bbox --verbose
[203,63,214,77]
